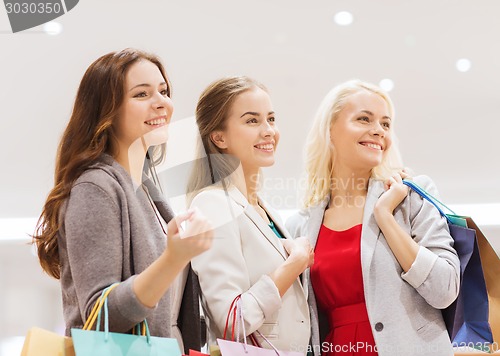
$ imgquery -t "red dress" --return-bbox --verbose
[310,224,377,356]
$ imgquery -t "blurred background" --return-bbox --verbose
[1,1,499,355]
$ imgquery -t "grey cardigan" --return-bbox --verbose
[286,176,460,356]
[57,154,201,352]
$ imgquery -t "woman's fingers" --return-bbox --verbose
[168,208,214,257]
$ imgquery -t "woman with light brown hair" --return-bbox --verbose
[33,48,213,353]
[186,76,313,353]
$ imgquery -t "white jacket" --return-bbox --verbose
[191,186,310,353]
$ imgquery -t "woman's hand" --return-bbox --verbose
[166,207,213,264]
[270,236,314,297]
[383,168,411,191]
[374,170,410,220]
[282,236,314,270]
[133,208,213,308]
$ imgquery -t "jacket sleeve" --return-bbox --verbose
[400,175,460,309]
[63,181,155,332]
[190,190,282,337]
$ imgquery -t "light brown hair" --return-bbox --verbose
[186,76,266,204]
[34,48,171,278]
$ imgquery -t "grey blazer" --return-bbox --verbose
[190,186,310,353]
[286,176,460,356]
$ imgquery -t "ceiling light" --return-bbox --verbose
[333,11,353,26]
[456,58,471,72]
[379,79,394,92]
[43,21,63,35]
[404,35,417,47]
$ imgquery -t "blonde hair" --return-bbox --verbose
[303,79,403,208]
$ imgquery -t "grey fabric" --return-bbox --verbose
[286,175,460,356]
[57,154,201,352]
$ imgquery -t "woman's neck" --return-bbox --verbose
[114,139,148,186]
[330,166,371,203]
[232,165,260,206]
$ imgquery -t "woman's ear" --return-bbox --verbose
[210,131,228,149]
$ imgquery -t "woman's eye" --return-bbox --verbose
[160,89,169,96]
[268,117,276,123]
[134,91,147,98]
[382,122,391,129]
[247,118,258,124]
[358,116,369,122]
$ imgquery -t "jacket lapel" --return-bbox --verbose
[306,196,330,248]
[228,189,287,260]
[296,197,328,300]
[257,196,290,240]
[360,179,385,290]
[258,195,309,295]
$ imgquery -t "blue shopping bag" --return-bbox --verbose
[71,284,182,356]
[403,180,494,350]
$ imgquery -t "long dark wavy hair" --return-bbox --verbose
[33,48,171,279]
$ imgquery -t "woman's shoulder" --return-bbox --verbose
[405,175,445,221]
[190,186,243,228]
[72,157,131,197]
[406,174,443,204]
[190,186,232,205]
[412,175,438,192]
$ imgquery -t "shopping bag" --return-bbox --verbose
[218,339,305,355]
[217,295,303,356]
[468,218,500,352]
[182,350,210,356]
[71,283,182,356]
[403,180,495,351]
[21,326,75,356]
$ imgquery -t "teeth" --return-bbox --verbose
[255,144,273,150]
[145,118,166,126]
[363,143,382,150]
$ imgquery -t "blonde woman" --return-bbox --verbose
[187,76,312,353]
[286,80,459,356]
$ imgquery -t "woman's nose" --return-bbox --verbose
[152,92,168,109]
[371,122,385,136]
[262,121,275,136]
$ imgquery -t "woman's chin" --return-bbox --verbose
[144,127,169,146]
[259,158,276,168]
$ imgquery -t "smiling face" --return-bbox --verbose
[114,59,173,151]
[211,87,280,173]
[330,89,393,173]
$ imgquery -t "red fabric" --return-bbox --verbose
[311,224,377,356]
[183,350,209,356]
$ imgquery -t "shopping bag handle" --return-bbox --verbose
[83,283,120,331]
[81,283,153,344]
[402,179,456,223]
[101,296,152,344]
[223,295,280,355]
[223,294,240,340]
